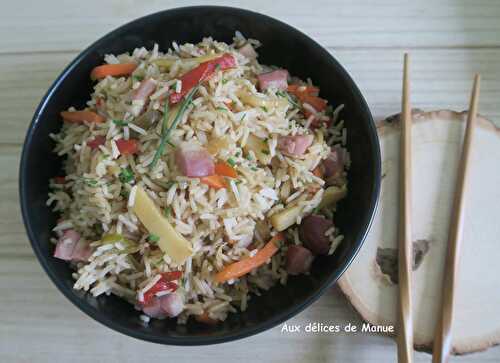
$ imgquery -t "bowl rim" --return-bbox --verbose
[19,5,381,345]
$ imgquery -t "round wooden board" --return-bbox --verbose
[338,110,500,355]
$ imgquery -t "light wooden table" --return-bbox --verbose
[1,1,499,362]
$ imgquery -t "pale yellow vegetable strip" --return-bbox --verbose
[244,134,272,165]
[132,186,193,263]
[269,205,302,232]
[318,185,347,210]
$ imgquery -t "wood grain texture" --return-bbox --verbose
[432,75,481,363]
[397,53,414,363]
[1,0,500,362]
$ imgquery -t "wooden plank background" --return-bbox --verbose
[1,1,499,361]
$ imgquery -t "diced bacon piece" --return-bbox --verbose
[159,292,184,318]
[87,135,106,149]
[71,239,93,262]
[257,70,289,91]
[278,134,314,156]
[175,143,214,177]
[53,229,80,261]
[132,79,156,102]
[299,215,333,255]
[142,297,167,319]
[286,245,314,275]
[322,147,346,184]
[238,43,258,59]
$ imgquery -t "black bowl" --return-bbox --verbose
[19,6,380,345]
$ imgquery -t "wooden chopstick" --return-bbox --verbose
[397,53,414,363]
[432,74,481,363]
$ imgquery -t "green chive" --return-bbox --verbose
[235,180,242,185]
[261,149,270,155]
[251,167,258,171]
[148,234,160,243]
[83,178,98,187]
[261,106,268,112]
[227,158,236,167]
[163,206,172,217]
[239,113,246,122]
[161,102,170,133]
[221,78,228,85]
[216,107,227,111]
[235,151,241,157]
[276,90,286,97]
[150,86,198,169]
[285,92,300,108]
[113,119,128,127]
[132,75,143,82]
[119,167,134,184]
[246,154,252,161]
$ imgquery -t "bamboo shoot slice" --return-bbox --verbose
[132,186,192,263]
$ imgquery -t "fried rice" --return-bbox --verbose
[47,32,349,324]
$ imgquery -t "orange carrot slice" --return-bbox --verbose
[60,110,105,123]
[90,63,137,80]
[214,233,284,283]
[287,84,319,96]
[215,162,238,178]
[200,175,227,190]
[195,312,219,325]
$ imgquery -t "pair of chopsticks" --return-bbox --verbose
[396,54,481,363]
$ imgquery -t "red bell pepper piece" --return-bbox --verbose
[141,271,182,305]
[115,138,139,155]
[169,53,236,104]
[54,176,66,184]
[87,135,106,149]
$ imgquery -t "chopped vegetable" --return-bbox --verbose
[287,85,319,96]
[87,135,106,149]
[287,84,327,115]
[214,161,238,178]
[226,158,236,167]
[214,233,284,283]
[54,176,66,184]
[243,134,272,165]
[148,234,160,243]
[149,86,198,169]
[119,167,134,183]
[170,53,236,104]
[115,138,139,155]
[163,206,171,217]
[195,311,219,325]
[112,119,128,127]
[318,185,347,210]
[236,90,287,109]
[206,136,230,155]
[61,110,105,124]
[200,175,227,190]
[141,277,178,306]
[132,186,193,263]
[269,205,302,231]
[90,63,137,80]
